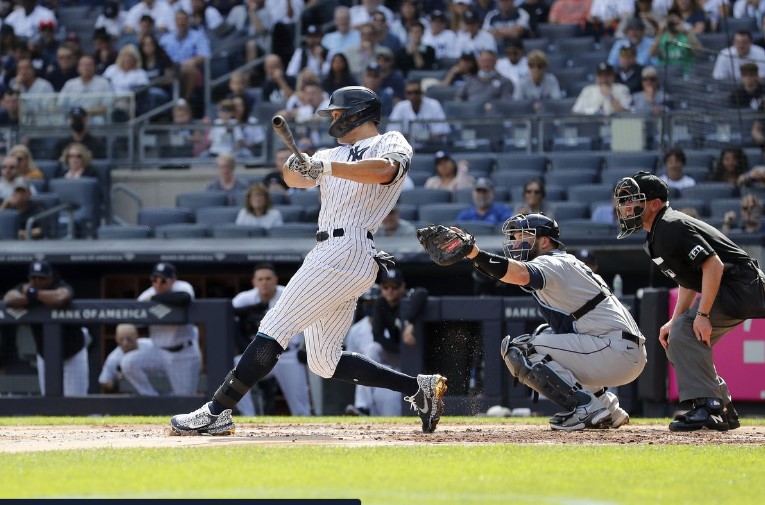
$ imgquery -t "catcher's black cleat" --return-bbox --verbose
[725,402,740,430]
[669,398,729,432]
[405,374,448,433]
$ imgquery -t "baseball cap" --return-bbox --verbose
[29,260,53,278]
[12,178,30,191]
[625,17,646,31]
[151,261,177,279]
[434,150,451,163]
[375,46,394,60]
[379,267,405,286]
[39,20,56,30]
[463,10,479,23]
[596,62,614,74]
[430,10,447,21]
[642,66,658,79]
[69,106,87,118]
[619,43,637,54]
[632,171,669,202]
[366,62,382,74]
[475,177,495,190]
[305,24,322,36]
[454,0,472,4]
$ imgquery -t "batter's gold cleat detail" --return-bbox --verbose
[405,374,448,433]
[170,402,235,436]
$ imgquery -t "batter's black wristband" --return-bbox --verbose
[472,250,509,280]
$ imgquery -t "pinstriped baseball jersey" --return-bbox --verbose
[258,130,413,378]
[524,250,642,337]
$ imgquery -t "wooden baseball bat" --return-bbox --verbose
[271,115,303,160]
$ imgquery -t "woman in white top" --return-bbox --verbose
[424,151,475,192]
[103,44,149,93]
[235,183,284,229]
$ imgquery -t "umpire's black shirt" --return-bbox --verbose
[646,206,751,292]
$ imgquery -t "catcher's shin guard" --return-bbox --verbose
[501,335,589,411]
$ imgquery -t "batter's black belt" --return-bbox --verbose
[162,341,193,353]
[316,228,373,242]
[622,332,642,345]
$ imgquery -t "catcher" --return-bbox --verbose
[417,215,647,430]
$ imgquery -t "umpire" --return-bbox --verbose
[615,171,765,432]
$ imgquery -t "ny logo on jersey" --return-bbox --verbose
[348,145,370,161]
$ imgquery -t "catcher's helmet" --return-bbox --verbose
[317,86,382,138]
[501,213,563,261]
[613,171,668,239]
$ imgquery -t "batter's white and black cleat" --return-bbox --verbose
[170,402,235,436]
[549,400,611,431]
[405,374,448,433]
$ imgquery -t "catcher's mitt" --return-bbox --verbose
[416,225,475,266]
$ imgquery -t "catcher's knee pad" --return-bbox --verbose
[212,369,251,410]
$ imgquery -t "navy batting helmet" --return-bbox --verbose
[317,86,382,138]
[501,213,563,261]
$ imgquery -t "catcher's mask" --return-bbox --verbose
[614,177,646,239]
[501,213,563,261]
[317,86,382,138]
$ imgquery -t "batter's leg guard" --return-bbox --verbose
[212,369,252,411]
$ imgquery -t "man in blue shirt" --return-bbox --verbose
[160,10,211,102]
[607,17,657,68]
[456,177,512,225]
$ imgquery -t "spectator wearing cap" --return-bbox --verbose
[52,107,107,160]
[10,57,53,94]
[95,0,127,40]
[440,52,478,89]
[423,10,461,60]
[375,46,406,102]
[614,44,644,94]
[286,24,327,78]
[349,0,395,28]
[120,262,202,396]
[455,9,498,56]
[572,62,632,115]
[519,0,551,35]
[124,0,176,35]
[456,177,512,225]
[513,50,562,110]
[381,205,416,237]
[394,21,437,77]
[0,178,46,239]
[370,9,402,53]
[659,146,696,190]
[713,30,765,81]
[387,79,450,145]
[362,63,395,116]
[92,27,118,76]
[548,0,593,25]
[3,0,56,40]
[588,0,635,37]
[0,89,20,126]
[496,38,529,88]
[632,66,668,115]
[29,18,59,67]
[45,43,79,92]
[514,178,551,216]
[160,10,212,102]
[458,49,515,104]
[346,23,381,80]
[609,17,658,68]
[730,62,765,109]
[449,0,474,32]
[322,6,361,56]
[3,260,89,396]
[649,9,702,72]
[59,54,114,120]
[484,0,530,45]
[425,150,476,192]
[390,0,430,46]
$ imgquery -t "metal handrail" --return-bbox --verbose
[110,183,143,225]
[25,203,75,240]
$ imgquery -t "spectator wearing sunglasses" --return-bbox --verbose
[514,178,551,216]
[119,262,202,396]
[721,194,765,235]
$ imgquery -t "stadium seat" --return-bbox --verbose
[36,160,60,181]
[545,169,599,187]
[454,188,475,204]
[682,166,712,182]
[210,224,267,238]
[522,37,550,52]
[568,184,616,206]
[0,210,19,240]
[399,188,452,205]
[548,153,603,171]
[509,184,566,202]
[396,203,418,221]
[195,206,240,225]
[671,198,708,217]
[268,223,318,238]
[455,221,496,235]
[49,178,102,238]
[154,223,210,238]
[554,36,597,57]
[273,205,304,223]
[602,152,658,171]
[600,167,645,187]
[681,151,716,170]
[679,183,738,201]
[493,170,545,190]
[537,23,581,40]
[443,100,486,119]
[408,171,431,187]
[289,191,321,208]
[452,153,495,177]
[494,154,547,173]
[410,154,436,173]
[549,201,589,220]
[425,85,457,102]
[538,97,578,116]
[558,219,618,239]
[138,207,194,227]
[97,225,152,239]
[709,198,744,218]
[418,203,471,224]
[176,191,228,212]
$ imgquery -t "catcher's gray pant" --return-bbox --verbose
[234,349,312,416]
[36,346,89,396]
[120,341,201,396]
[528,328,647,393]
[667,298,742,402]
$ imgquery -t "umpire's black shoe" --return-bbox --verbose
[669,398,729,432]
[725,402,741,430]
[405,374,448,433]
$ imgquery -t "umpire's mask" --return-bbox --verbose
[614,177,647,239]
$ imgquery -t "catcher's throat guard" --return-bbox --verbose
[613,177,646,239]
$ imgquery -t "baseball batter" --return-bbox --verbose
[419,215,647,430]
[171,86,447,435]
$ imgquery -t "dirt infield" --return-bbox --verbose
[1,422,763,453]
